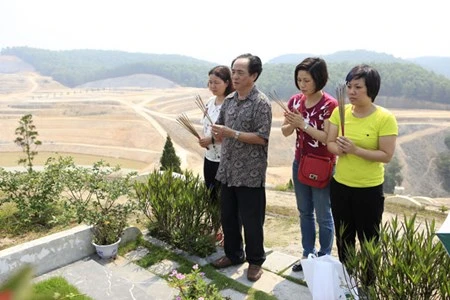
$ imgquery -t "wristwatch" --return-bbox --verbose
[303,123,309,131]
[234,130,241,140]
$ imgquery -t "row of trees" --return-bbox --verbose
[3,47,450,106]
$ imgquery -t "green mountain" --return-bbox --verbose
[0,47,215,88]
[408,56,450,78]
[266,50,404,64]
[1,47,450,107]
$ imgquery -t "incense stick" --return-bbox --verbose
[195,95,214,124]
[176,113,201,140]
[268,90,289,113]
[336,83,347,136]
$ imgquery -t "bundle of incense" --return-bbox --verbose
[268,90,289,113]
[176,113,201,140]
[336,83,347,136]
[195,95,213,124]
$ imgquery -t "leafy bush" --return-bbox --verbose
[134,169,220,257]
[0,202,19,234]
[168,264,228,300]
[344,215,450,299]
[0,157,71,232]
[62,160,137,245]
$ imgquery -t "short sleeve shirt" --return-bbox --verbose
[215,86,272,187]
[287,92,337,162]
[329,104,398,187]
[201,96,222,162]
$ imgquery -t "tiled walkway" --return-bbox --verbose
[36,235,313,300]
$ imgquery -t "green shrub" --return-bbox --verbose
[0,202,19,234]
[0,156,72,232]
[134,169,220,257]
[62,160,137,245]
[344,215,450,299]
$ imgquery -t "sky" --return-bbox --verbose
[1,0,449,65]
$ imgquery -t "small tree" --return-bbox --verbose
[444,134,450,150]
[384,155,403,193]
[436,133,450,192]
[436,153,450,192]
[160,135,182,173]
[14,114,42,173]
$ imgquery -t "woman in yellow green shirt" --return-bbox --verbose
[327,64,398,267]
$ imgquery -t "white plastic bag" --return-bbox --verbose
[301,254,358,300]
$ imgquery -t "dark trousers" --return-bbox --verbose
[203,158,220,202]
[330,178,384,264]
[220,184,266,266]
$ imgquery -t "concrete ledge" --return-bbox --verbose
[0,225,142,282]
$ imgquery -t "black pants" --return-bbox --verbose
[220,184,266,266]
[203,158,220,202]
[330,178,384,264]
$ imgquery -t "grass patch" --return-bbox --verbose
[266,204,297,217]
[33,276,93,299]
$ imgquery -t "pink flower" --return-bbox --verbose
[176,273,185,280]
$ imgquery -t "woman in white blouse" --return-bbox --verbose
[199,65,234,202]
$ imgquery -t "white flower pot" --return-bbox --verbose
[92,238,121,259]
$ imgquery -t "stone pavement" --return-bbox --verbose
[35,235,313,300]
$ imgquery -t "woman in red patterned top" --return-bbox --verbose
[281,57,337,271]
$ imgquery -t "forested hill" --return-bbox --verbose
[267,50,405,64]
[1,47,450,107]
[0,47,215,88]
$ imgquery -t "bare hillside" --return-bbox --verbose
[0,55,34,74]
[0,72,449,197]
[76,74,179,89]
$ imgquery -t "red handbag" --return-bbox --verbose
[296,94,334,189]
[297,153,334,189]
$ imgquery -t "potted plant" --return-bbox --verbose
[63,160,137,259]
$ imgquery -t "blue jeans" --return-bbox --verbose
[293,160,334,257]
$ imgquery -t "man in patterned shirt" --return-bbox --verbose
[211,53,272,282]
